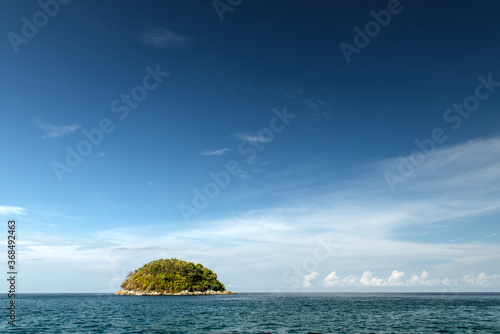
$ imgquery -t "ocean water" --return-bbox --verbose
[2,293,500,333]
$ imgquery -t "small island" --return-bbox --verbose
[115,258,236,296]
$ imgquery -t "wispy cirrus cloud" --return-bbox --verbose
[285,93,333,123]
[286,94,333,121]
[32,119,81,139]
[138,27,191,48]
[15,201,500,292]
[200,148,230,156]
[0,206,26,215]
[233,132,273,144]
[378,135,500,194]
[14,135,500,292]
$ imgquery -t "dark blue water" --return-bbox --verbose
[2,293,500,333]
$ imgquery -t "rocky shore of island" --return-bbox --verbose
[115,288,236,296]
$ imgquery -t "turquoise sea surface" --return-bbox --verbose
[2,293,500,333]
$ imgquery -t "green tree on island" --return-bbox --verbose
[120,258,227,293]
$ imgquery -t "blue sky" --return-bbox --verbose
[1,0,500,292]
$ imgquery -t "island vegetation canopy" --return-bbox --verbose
[120,258,226,293]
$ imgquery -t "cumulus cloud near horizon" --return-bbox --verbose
[321,270,500,288]
[13,134,500,292]
[303,272,319,287]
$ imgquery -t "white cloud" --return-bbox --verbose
[461,272,500,287]
[360,271,385,286]
[0,206,26,215]
[323,271,339,287]
[321,269,500,288]
[285,94,333,121]
[380,136,500,194]
[96,152,105,157]
[12,214,500,292]
[10,135,500,292]
[32,119,81,139]
[138,27,190,48]
[201,148,229,156]
[234,132,273,144]
[322,270,437,288]
[387,270,405,285]
[303,272,319,287]
[407,270,431,286]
